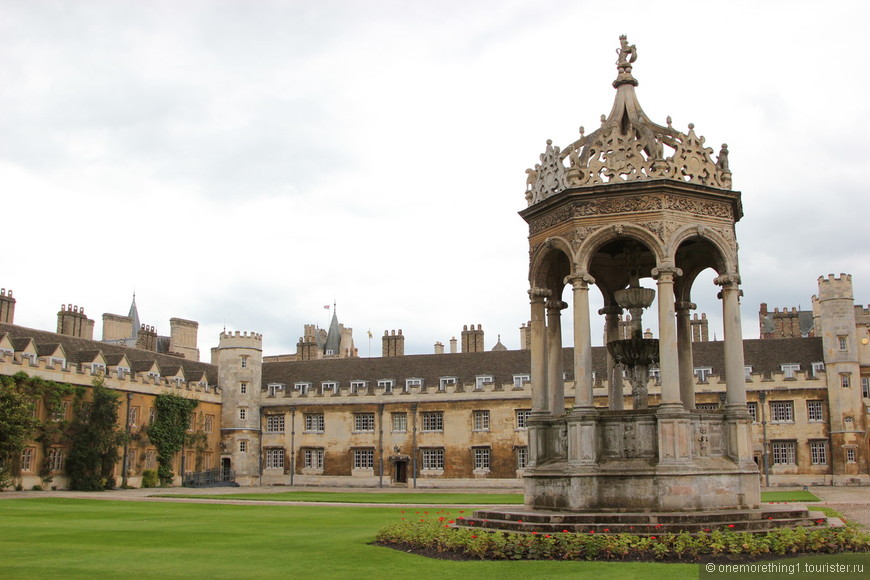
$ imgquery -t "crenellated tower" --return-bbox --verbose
[217,330,263,485]
[812,274,866,479]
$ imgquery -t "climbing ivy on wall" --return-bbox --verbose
[66,377,126,491]
[0,372,81,490]
[146,392,199,485]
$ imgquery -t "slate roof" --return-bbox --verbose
[0,322,217,384]
[262,338,824,387]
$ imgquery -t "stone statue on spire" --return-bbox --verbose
[616,35,637,66]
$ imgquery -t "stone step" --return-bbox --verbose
[458,505,819,534]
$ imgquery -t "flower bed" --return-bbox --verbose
[375,510,870,562]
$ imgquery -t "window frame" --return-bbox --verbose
[472,410,490,431]
[354,412,376,433]
[304,413,324,433]
[421,411,444,432]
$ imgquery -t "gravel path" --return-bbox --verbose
[2,484,868,526]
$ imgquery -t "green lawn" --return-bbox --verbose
[153,491,525,504]
[760,490,821,503]
[0,498,689,580]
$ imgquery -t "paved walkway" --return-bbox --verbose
[1,484,868,523]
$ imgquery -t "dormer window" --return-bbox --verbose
[405,378,422,392]
[51,357,66,369]
[294,382,310,395]
[438,377,456,392]
[174,377,184,387]
[116,366,130,379]
[91,363,106,375]
[781,364,800,379]
[474,375,494,390]
[513,374,530,390]
[322,381,337,393]
[349,381,366,394]
[378,379,394,393]
[693,367,713,382]
[267,383,284,397]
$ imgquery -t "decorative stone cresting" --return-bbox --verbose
[525,35,732,206]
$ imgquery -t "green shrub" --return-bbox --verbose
[141,470,159,488]
[375,516,870,562]
[31,484,43,491]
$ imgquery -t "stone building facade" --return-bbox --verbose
[0,292,220,490]
[1,272,868,489]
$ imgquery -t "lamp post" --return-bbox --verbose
[759,391,770,487]
[121,392,132,488]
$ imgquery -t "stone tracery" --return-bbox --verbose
[525,39,732,206]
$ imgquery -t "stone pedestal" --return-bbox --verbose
[524,409,760,512]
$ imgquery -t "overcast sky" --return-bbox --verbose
[2,1,868,358]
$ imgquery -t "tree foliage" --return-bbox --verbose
[66,377,126,491]
[146,392,199,485]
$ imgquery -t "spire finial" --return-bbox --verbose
[613,35,639,88]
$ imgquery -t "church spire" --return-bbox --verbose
[128,293,140,339]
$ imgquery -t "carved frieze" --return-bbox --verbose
[573,195,663,217]
[528,205,574,235]
[663,195,732,220]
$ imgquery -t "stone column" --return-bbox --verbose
[567,273,598,468]
[546,299,568,416]
[568,274,595,409]
[599,304,624,410]
[675,301,696,410]
[529,288,551,414]
[716,273,755,473]
[716,274,747,408]
[652,267,683,411]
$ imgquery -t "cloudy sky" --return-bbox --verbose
[2,1,868,358]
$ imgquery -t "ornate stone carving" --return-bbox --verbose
[637,220,664,241]
[574,195,662,217]
[664,195,732,219]
[525,37,732,205]
[527,139,570,205]
[528,204,573,234]
[571,226,602,249]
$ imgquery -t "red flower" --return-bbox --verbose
[459,510,464,513]
[544,534,551,538]
[444,525,449,528]
[727,524,735,528]
[518,520,523,523]
[767,517,772,520]
[650,536,656,540]
[704,528,710,532]
[401,510,405,514]
[471,535,477,539]
[438,517,445,522]
[655,524,662,528]
[448,520,455,524]
[603,528,610,532]
[562,529,569,533]
[590,530,595,534]
[532,531,538,535]
[424,511,429,514]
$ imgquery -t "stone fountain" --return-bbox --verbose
[608,282,658,409]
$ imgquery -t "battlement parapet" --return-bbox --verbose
[815,273,854,301]
[219,330,263,349]
[0,288,12,297]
